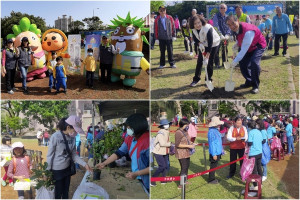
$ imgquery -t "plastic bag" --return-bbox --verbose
[240,157,255,181]
[270,137,282,151]
[35,186,55,199]
[261,142,271,165]
[72,182,109,199]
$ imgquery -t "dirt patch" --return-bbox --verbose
[1,71,149,100]
[268,142,299,199]
[173,53,193,62]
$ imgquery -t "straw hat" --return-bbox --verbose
[209,116,224,127]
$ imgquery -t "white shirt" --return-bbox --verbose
[227,126,248,142]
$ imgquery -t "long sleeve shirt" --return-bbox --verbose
[272,14,293,35]
[7,156,31,179]
[82,56,96,72]
[53,65,67,79]
[233,31,255,63]
[46,131,86,170]
[227,126,248,142]
[207,127,222,156]
[213,12,231,36]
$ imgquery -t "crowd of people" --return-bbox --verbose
[1,34,119,95]
[150,3,296,94]
[151,113,299,195]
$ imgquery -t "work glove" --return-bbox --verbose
[220,35,225,40]
[225,34,230,40]
[155,40,159,45]
[184,37,189,41]
[172,37,177,41]
[231,61,238,68]
[290,31,294,35]
[203,58,209,66]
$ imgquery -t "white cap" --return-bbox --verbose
[191,117,195,122]
[12,142,24,149]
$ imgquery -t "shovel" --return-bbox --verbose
[223,40,231,69]
[203,56,214,92]
[225,65,235,92]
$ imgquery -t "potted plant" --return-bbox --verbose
[91,140,105,180]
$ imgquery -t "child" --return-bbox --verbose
[80,48,96,88]
[181,19,193,56]
[47,52,57,92]
[1,136,13,186]
[7,142,32,199]
[53,56,67,94]
[99,35,118,83]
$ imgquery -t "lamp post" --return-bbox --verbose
[93,8,99,17]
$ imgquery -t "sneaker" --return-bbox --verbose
[55,91,59,95]
[48,88,51,93]
[190,81,199,87]
[240,83,252,88]
[272,53,279,56]
[184,51,189,54]
[158,65,165,69]
[12,87,16,92]
[262,176,267,181]
[8,90,14,94]
[2,180,7,186]
[251,88,259,94]
[150,183,157,187]
[248,192,258,197]
[171,65,176,68]
[63,90,67,94]
[161,182,167,185]
[216,65,221,69]
[283,53,286,57]
[189,52,193,56]
[226,175,233,180]
[9,182,14,187]
[208,179,219,184]
[292,152,295,155]
[18,196,24,200]
[23,89,29,94]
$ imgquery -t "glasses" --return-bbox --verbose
[220,7,226,9]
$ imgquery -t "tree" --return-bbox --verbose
[243,101,291,116]
[218,101,239,118]
[82,16,104,31]
[1,11,47,39]
[151,1,165,12]
[69,20,85,34]
[181,101,198,119]
[286,1,299,15]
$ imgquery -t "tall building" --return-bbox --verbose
[55,15,73,32]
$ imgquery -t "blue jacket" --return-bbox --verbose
[115,132,149,192]
[213,12,231,36]
[272,14,293,35]
[207,127,222,156]
[75,133,81,146]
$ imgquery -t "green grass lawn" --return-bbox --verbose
[150,35,299,99]
[150,126,292,199]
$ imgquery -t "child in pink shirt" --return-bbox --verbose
[7,142,32,199]
[188,117,198,142]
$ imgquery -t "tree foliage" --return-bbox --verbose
[151,1,165,12]
[218,101,239,118]
[68,20,85,34]
[243,101,291,116]
[82,16,105,31]
[1,11,47,39]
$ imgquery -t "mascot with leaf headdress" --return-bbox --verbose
[6,17,47,81]
[109,12,150,87]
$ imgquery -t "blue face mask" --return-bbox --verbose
[88,53,93,56]
[127,128,134,136]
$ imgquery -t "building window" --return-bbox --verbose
[211,104,218,110]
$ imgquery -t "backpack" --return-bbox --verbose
[44,132,49,138]
[13,156,30,174]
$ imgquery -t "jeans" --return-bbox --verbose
[76,144,81,169]
[249,153,262,187]
[152,154,169,185]
[193,46,218,82]
[262,163,267,177]
[265,34,273,50]
[19,65,29,89]
[150,33,155,49]
[86,71,94,87]
[159,39,175,66]
[178,157,190,176]
[274,33,288,54]
[239,47,265,89]
[287,136,295,154]
[184,37,193,52]
[5,68,16,91]
[44,138,49,146]
[49,73,54,88]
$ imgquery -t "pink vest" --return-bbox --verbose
[237,22,266,52]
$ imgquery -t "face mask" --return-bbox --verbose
[96,128,99,131]
[163,124,169,129]
[88,53,93,56]
[127,128,134,136]
[184,126,189,131]
[89,128,93,132]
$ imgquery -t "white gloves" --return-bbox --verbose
[172,37,177,41]
[203,58,209,66]
[155,40,159,45]
[199,43,205,53]
[262,31,266,36]
[231,61,238,68]
[220,35,225,40]
[225,34,230,40]
[185,37,189,41]
[268,32,272,38]
[290,31,294,35]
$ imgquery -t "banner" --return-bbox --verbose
[207,2,284,22]
[67,34,81,75]
[289,15,294,26]
[84,34,101,79]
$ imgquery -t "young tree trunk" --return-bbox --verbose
[175,101,182,118]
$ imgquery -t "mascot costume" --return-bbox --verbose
[6,17,47,81]
[109,12,150,86]
[41,29,70,64]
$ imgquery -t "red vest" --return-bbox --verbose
[230,127,246,149]
[236,22,267,52]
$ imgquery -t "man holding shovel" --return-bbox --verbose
[226,15,266,94]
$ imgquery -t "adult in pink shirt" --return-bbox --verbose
[188,117,198,142]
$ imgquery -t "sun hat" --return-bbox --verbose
[252,116,258,121]
[65,115,85,134]
[209,116,224,127]
[158,119,172,128]
[12,142,24,149]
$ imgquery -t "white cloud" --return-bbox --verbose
[257,6,265,11]
[268,11,273,14]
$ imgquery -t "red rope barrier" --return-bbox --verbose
[151,130,207,133]
[151,156,245,182]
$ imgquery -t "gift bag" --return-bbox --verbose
[240,157,255,181]
[271,137,282,151]
[35,186,55,199]
[261,142,271,165]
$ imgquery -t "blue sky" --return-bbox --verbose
[1,1,150,27]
